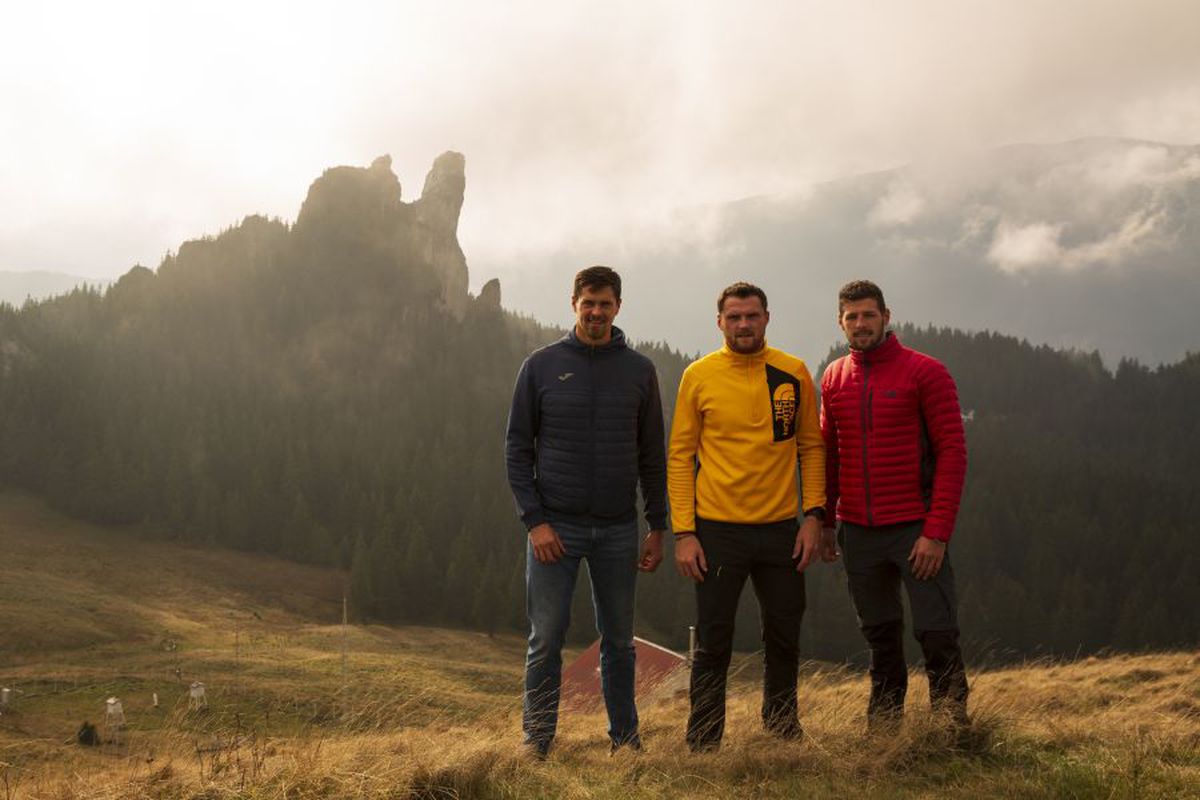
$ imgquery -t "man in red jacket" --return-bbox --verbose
[820,280,969,729]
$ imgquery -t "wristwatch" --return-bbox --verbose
[803,507,826,522]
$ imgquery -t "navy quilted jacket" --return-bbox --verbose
[505,327,668,531]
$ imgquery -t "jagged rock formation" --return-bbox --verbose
[413,152,469,318]
[292,152,470,318]
[294,155,405,235]
[478,277,501,308]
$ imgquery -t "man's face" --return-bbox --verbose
[839,297,891,351]
[572,284,620,344]
[718,295,769,354]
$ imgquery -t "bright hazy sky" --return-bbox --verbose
[2,0,1198,287]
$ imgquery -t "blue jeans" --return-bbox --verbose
[523,517,640,749]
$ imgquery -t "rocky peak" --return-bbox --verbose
[478,277,501,308]
[414,151,469,317]
[293,157,404,235]
[415,152,465,232]
[291,152,470,318]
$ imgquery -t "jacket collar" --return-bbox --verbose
[849,331,902,366]
[561,325,628,352]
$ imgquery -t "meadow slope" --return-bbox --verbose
[0,491,1196,799]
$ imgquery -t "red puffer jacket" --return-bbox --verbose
[820,333,966,542]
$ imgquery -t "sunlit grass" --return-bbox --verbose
[1,491,1198,798]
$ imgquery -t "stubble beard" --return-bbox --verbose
[582,318,610,341]
[848,328,884,351]
[728,332,764,354]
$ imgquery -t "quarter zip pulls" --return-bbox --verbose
[667,343,826,531]
[718,341,769,424]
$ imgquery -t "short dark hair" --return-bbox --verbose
[573,265,621,301]
[838,280,887,314]
[717,282,768,313]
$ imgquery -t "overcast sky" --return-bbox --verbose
[2,0,1198,288]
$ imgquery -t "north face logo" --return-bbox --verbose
[772,383,797,438]
[558,372,575,381]
[765,364,800,442]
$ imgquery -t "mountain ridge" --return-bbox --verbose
[0,270,114,308]
[0,151,1195,664]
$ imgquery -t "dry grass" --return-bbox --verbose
[1,491,1198,798]
[5,653,1197,799]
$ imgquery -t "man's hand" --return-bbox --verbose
[529,523,566,564]
[674,534,707,582]
[638,530,665,572]
[820,527,840,562]
[908,535,946,580]
[792,515,823,572]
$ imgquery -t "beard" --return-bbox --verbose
[581,317,610,340]
[726,331,765,354]
[848,328,885,350]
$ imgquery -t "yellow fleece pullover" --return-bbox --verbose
[668,342,825,531]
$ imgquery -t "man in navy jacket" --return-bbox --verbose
[505,265,668,758]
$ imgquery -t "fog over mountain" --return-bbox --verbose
[3,151,1196,659]
[0,271,113,307]
[491,138,1200,367]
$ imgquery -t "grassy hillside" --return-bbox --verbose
[0,492,343,653]
[1,492,1197,799]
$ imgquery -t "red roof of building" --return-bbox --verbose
[561,637,687,712]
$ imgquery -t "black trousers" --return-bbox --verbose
[687,518,805,750]
[839,520,969,723]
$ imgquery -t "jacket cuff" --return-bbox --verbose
[921,520,952,542]
[646,513,668,531]
[522,509,547,530]
[671,516,695,535]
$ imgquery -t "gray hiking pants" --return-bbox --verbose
[838,520,968,720]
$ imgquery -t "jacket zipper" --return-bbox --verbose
[861,359,873,526]
[746,353,754,421]
[588,345,597,518]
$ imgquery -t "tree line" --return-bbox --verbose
[0,189,1195,663]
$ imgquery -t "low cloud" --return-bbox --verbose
[1062,207,1167,267]
[868,182,925,227]
[988,222,1066,273]
[1071,145,1200,191]
[2,1,1200,282]
[987,208,1167,274]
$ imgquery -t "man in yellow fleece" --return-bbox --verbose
[669,281,826,752]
